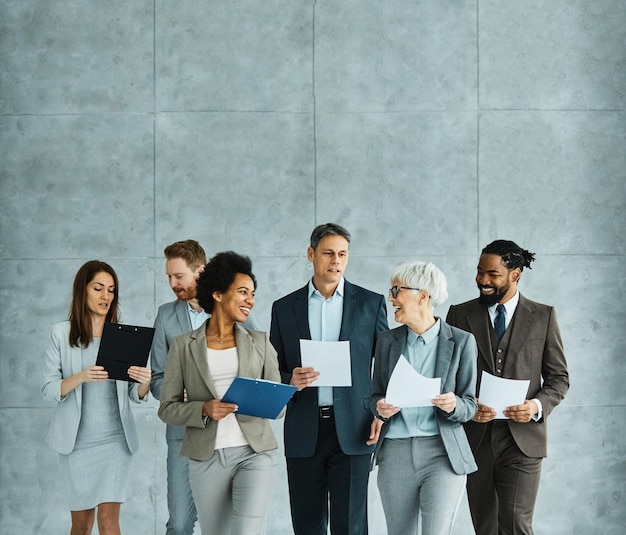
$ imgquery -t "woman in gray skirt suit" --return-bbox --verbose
[42,260,151,534]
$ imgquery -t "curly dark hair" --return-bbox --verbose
[196,251,257,313]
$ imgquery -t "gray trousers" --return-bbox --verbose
[376,436,466,535]
[189,445,276,535]
[166,437,197,535]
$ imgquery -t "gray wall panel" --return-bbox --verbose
[480,0,626,110]
[0,0,154,114]
[1,1,623,533]
[315,1,478,111]
[155,111,315,257]
[0,115,155,260]
[479,111,626,254]
[155,0,313,112]
[316,111,478,256]
[534,407,625,534]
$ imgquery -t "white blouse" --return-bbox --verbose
[206,346,248,449]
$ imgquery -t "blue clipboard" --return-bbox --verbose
[222,377,296,419]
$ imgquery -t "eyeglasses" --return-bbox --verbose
[389,286,421,298]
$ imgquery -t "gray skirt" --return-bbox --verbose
[59,431,133,511]
[59,364,133,511]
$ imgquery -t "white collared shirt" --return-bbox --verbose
[487,290,543,420]
[487,290,519,331]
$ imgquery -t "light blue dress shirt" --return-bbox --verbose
[386,319,441,438]
[188,303,209,330]
[308,278,344,407]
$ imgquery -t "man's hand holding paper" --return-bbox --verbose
[299,340,352,387]
[477,370,530,420]
[289,366,320,391]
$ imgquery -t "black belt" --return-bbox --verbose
[491,420,509,428]
[319,406,334,419]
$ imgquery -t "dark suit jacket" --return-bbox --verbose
[370,321,478,475]
[270,279,388,458]
[446,294,569,458]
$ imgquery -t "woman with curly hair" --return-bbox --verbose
[159,251,281,535]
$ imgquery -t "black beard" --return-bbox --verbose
[477,284,508,307]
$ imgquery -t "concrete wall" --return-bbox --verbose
[1,1,624,533]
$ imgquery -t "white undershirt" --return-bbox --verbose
[206,346,248,449]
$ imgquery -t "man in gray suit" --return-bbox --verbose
[151,240,208,535]
[446,240,569,535]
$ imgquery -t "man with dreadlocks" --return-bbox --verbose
[446,240,569,535]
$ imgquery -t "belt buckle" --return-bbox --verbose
[319,406,333,419]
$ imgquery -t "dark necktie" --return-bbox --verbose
[494,304,506,339]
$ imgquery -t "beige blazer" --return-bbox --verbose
[158,322,281,461]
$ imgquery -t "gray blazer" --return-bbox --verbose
[41,321,145,455]
[158,322,281,461]
[150,299,193,440]
[151,299,193,400]
[371,321,478,475]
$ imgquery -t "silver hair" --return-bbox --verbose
[390,261,448,309]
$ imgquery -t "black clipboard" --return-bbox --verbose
[95,323,155,382]
[222,377,296,419]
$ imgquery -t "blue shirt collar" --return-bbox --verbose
[186,301,204,315]
[308,277,345,300]
[407,318,441,345]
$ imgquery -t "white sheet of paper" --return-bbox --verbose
[299,340,352,387]
[385,354,441,408]
[478,370,530,419]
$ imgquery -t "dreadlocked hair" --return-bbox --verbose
[481,240,535,271]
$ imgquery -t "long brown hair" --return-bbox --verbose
[68,260,120,347]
